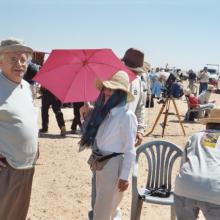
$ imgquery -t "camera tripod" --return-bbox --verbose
[144,97,186,137]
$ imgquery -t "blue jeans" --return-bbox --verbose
[199,82,208,94]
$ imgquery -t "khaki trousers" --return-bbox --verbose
[94,155,123,220]
[0,161,35,220]
[174,195,220,220]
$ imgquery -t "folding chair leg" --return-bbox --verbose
[130,195,143,220]
[171,205,176,220]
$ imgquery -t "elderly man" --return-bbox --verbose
[0,38,39,220]
[174,107,220,220]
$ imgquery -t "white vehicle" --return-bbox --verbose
[207,68,219,81]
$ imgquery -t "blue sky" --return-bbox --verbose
[1,0,220,70]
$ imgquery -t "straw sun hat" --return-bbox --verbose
[200,107,220,124]
[0,37,33,54]
[96,70,134,102]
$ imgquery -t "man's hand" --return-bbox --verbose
[0,161,7,171]
[118,179,129,192]
[135,132,143,147]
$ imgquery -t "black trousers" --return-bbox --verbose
[41,92,65,130]
[71,102,84,131]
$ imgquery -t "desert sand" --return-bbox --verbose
[27,84,219,220]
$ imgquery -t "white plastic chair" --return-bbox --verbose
[130,140,183,220]
[185,96,214,121]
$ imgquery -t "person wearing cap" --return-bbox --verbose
[198,67,209,94]
[174,107,220,220]
[0,38,39,219]
[79,70,137,220]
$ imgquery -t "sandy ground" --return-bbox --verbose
[27,83,219,220]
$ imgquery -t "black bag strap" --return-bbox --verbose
[98,152,123,162]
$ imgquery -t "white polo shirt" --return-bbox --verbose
[0,72,38,169]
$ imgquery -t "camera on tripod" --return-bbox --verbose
[160,73,184,101]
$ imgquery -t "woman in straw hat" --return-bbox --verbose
[174,107,220,220]
[79,70,137,220]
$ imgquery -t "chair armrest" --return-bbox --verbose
[132,162,139,193]
[132,162,138,177]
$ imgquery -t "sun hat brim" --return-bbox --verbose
[96,79,134,102]
[123,61,150,74]
[0,44,33,54]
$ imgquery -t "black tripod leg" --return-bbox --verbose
[162,99,171,137]
[171,98,186,136]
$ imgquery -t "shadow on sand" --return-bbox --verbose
[39,131,81,139]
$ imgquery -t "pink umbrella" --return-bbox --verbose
[34,49,136,103]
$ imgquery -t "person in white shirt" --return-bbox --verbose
[81,48,150,220]
[174,107,220,220]
[198,67,209,94]
[121,48,149,142]
[198,84,216,104]
[0,38,39,219]
[79,71,137,220]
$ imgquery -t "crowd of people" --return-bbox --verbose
[0,37,220,220]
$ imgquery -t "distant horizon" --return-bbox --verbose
[36,49,219,73]
[1,0,220,71]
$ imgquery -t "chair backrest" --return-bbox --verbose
[135,140,182,191]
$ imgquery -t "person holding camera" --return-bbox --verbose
[174,107,220,220]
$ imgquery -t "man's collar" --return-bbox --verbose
[0,71,23,88]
